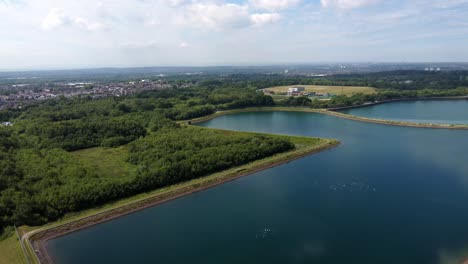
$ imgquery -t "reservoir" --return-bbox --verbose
[47,111,468,264]
[340,99,468,124]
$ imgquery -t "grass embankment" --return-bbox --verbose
[317,109,468,130]
[0,232,26,264]
[265,85,377,96]
[17,126,337,264]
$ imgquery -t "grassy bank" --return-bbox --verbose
[16,128,337,264]
[0,232,26,264]
[318,109,468,130]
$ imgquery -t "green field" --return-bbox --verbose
[72,146,136,178]
[265,85,377,96]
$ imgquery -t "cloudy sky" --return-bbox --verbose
[1,0,468,70]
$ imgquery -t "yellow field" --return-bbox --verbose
[265,85,377,96]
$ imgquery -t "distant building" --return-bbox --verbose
[425,67,441,72]
[287,87,305,96]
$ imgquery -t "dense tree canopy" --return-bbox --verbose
[0,85,289,235]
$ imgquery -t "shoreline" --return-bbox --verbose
[26,137,339,264]
[188,103,468,130]
[316,110,468,130]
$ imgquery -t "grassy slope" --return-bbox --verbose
[72,146,136,178]
[265,85,377,96]
[0,232,26,264]
[13,126,336,264]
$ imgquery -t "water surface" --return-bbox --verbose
[48,111,468,264]
[341,99,468,124]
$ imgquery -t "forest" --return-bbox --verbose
[0,85,285,235]
[219,70,468,90]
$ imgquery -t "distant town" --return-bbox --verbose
[1,63,467,110]
[0,79,191,110]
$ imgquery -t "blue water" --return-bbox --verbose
[47,111,468,264]
[341,99,468,124]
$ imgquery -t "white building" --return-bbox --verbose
[287,87,305,96]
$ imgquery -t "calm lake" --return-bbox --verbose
[47,109,468,264]
[341,99,468,124]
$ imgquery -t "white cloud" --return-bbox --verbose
[179,42,189,48]
[177,3,250,30]
[249,0,301,11]
[250,13,281,26]
[73,17,103,31]
[41,8,68,30]
[165,0,188,7]
[176,2,284,30]
[321,0,380,9]
[41,7,103,31]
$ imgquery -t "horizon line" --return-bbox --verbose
[2,62,468,73]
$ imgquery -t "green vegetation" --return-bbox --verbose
[72,147,135,178]
[277,87,468,108]
[309,87,468,108]
[0,124,293,234]
[220,70,468,90]
[0,84,285,237]
[0,231,26,264]
[128,127,294,189]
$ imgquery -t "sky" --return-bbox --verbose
[1,0,468,70]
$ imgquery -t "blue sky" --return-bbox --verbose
[1,0,468,70]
